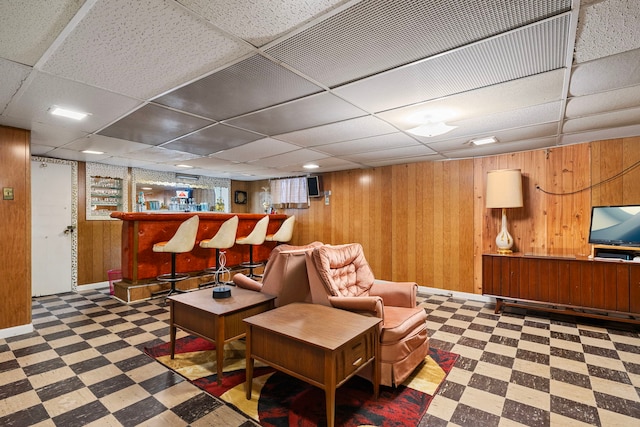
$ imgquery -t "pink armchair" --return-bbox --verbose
[232,241,323,307]
[307,243,429,386]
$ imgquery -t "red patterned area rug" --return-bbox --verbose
[144,336,458,426]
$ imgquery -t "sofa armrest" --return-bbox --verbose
[370,280,417,308]
[328,295,384,320]
[233,273,263,292]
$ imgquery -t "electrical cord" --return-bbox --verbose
[535,158,640,196]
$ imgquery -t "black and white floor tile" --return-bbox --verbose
[0,289,638,426]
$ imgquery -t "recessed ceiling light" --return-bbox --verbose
[82,150,104,155]
[303,163,319,169]
[470,136,498,146]
[50,107,88,120]
[176,164,193,168]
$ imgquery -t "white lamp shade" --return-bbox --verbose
[486,169,523,208]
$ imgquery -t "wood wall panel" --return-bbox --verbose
[77,162,122,285]
[0,126,31,329]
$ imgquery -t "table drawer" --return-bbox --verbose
[336,330,375,380]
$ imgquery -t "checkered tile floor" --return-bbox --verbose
[0,289,638,426]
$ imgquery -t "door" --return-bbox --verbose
[31,159,77,296]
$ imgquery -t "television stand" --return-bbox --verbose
[592,244,640,261]
[482,253,640,326]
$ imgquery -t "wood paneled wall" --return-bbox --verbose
[0,126,31,329]
[77,162,122,285]
[281,137,640,295]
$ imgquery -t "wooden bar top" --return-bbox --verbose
[110,211,288,284]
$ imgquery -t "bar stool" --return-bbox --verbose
[265,215,295,245]
[152,215,199,299]
[199,215,239,286]
[235,215,269,278]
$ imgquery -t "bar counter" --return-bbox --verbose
[110,212,287,284]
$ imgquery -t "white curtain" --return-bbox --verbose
[270,177,309,205]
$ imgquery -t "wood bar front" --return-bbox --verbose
[110,212,287,284]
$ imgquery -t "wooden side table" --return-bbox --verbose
[244,302,381,427]
[168,287,276,384]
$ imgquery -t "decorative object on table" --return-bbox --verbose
[211,251,232,298]
[485,169,523,254]
[144,335,458,427]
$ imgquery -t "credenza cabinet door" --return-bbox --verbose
[483,255,520,298]
[631,265,640,314]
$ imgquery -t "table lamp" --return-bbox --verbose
[486,169,523,254]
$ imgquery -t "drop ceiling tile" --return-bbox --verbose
[162,124,262,156]
[253,149,328,168]
[211,138,300,162]
[224,92,367,136]
[266,0,570,87]
[560,123,640,146]
[427,123,559,153]
[410,102,562,144]
[377,70,565,129]
[565,85,640,118]
[364,153,445,167]
[562,107,640,134]
[277,157,362,174]
[430,101,562,143]
[98,104,213,145]
[39,0,253,99]
[334,15,570,113]
[45,147,111,162]
[0,59,31,114]
[179,0,348,47]
[574,0,640,64]
[314,132,419,156]
[443,137,557,159]
[62,134,150,155]
[342,144,436,163]
[5,71,142,133]
[0,0,83,65]
[569,48,640,97]
[121,146,202,163]
[153,55,323,120]
[99,156,157,168]
[172,156,234,169]
[275,115,398,147]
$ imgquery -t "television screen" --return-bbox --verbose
[588,205,640,247]
[307,176,322,197]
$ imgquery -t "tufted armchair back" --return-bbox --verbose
[312,243,375,297]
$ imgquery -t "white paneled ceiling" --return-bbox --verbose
[1,0,640,181]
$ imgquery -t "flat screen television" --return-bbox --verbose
[588,205,640,247]
[307,176,322,198]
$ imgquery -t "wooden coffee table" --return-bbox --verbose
[244,302,381,427]
[168,287,275,384]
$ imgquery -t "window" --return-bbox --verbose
[270,177,309,208]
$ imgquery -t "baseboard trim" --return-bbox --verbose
[77,281,110,291]
[418,286,493,304]
[0,323,34,339]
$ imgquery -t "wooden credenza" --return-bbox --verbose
[482,253,640,324]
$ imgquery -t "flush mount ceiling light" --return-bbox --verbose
[81,150,104,155]
[176,164,193,168]
[50,106,89,120]
[407,122,457,137]
[470,136,498,146]
[303,163,319,169]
